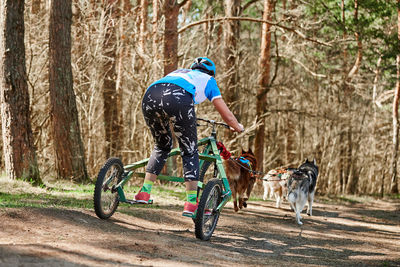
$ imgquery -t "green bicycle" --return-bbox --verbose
[93,118,232,240]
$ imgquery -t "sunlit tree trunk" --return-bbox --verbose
[390,0,400,194]
[49,0,88,182]
[139,0,148,53]
[0,0,41,184]
[152,0,161,73]
[203,0,213,54]
[345,0,362,194]
[103,0,122,159]
[337,0,348,194]
[254,0,274,171]
[371,56,382,194]
[223,0,241,142]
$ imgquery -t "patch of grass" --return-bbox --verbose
[391,194,400,199]
[0,192,93,209]
[154,186,186,200]
[0,175,188,211]
[337,196,361,204]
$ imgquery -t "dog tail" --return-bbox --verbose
[288,192,297,203]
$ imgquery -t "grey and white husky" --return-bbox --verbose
[287,159,319,225]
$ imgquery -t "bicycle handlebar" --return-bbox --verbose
[197,118,230,129]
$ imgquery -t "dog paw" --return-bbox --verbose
[243,202,247,208]
[297,221,303,225]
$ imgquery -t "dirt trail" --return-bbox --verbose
[1,198,400,266]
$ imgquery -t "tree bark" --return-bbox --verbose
[49,0,89,182]
[103,0,122,159]
[254,0,274,171]
[152,0,161,67]
[390,0,400,194]
[345,0,362,194]
[139,0,148,53]
[163,0,188,75]
[223,0,241,132]
[0,0,41,184]
[31,0,41,14]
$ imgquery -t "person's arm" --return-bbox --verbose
[212,98,244,132]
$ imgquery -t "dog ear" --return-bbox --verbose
[305,158,308,163]
[313,158,317,165]
[248,148,253,154]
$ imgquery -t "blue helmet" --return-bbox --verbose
[190,57,216,77]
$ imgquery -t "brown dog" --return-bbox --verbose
[223,149,257,212]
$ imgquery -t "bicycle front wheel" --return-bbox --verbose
[94,157,124,219]
[195,178,223,241]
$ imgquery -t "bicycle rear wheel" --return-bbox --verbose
[94,157,124,219]
[189,160,214,224]
[195,178,223,240]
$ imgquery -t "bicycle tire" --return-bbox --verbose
[94,157,124,219]
[195,178,223,241]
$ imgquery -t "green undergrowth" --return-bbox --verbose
[0,175,187,210]
[1,175,398,211]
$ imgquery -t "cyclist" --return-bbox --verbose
[135,57,244,215]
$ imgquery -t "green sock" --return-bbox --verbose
[141,180,154,194]
[186,190,197,204]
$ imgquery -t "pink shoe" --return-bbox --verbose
[134,191,150,204]
[183,201,198,215]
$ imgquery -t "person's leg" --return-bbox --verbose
[185,180,198,210]
[165,86,199,214]
[136,84,172,203]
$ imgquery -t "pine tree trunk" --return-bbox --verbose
[223,0,241,143]
[0,0,41,184]
[103,0,122,159]
[390,1,400,194]
[254,0,274,171]
[49,0,89,182]
[139,0,148,53]
[163,0,184,75]
[152,0,161,73]
[345,0,362,194]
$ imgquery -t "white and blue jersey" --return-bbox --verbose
[148,69,222,104]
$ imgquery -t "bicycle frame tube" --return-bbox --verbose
[115,135,232,209]
[208,137,232,210]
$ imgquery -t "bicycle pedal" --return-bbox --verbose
[125,199,153,205]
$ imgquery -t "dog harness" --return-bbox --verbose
[237,157,253,171]
[217,142,261,176]
[263,168,290,181]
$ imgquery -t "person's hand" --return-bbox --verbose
[230,123,244,132]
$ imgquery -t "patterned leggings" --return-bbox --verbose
[141,83,199,181]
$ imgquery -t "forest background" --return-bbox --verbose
[1,0,399,197]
